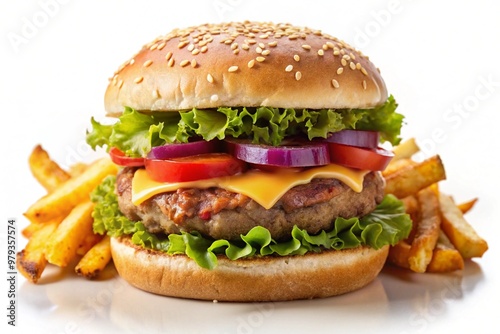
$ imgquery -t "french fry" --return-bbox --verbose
[76,233,104,256]
[391,137,420,161]
[68,162,89,178]
[28,145,70,192]
[439,194,488,258]
[408,187,442,273]
[383,158,417,177]
[401,195,419,214]
[426,231,464,273]
[17,219,60,283]
[388,241,411,269]
[457,198,478,215]
[45,201,95,267]
[75,236,112,279]
[384,155,446,199]
[24,157,118,224]
[21,223,43,239]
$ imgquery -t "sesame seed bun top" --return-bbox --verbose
[104,21,388,116]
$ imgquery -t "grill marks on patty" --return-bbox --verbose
[116,167,385,241]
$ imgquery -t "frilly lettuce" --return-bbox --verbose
[91,176,412,270]
[86,95,403,157]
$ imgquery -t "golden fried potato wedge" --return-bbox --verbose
[45,201,95,267]
[391,137,420,161]
[439,194,488,258]
[24,157,117,224]
[76,233,104,256]
[408,187,442,273]
[75,236,112,279]
[28,145,70,192]
[427,231,464,273]
[457,198,478,215]
[17,219,60,283]
[384,155,446,199]
[388,241,411,269]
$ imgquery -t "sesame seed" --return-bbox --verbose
[256,46,263,54]
[187,44,195,52]
[356,62,362,70]
[231,42,238,50]
[361,67,368,76]
[258,42,265,49]
[247,39,256,44]
[295,71,302,81]
[143,59,153,67]
[129,59,135,65]
[363,80,367,90]
[207,73,214,83]
[180,59,190,67]
[152,89,160,99]
[242,44,250,50]
[178,41,189,49]
[293,54,300,62]
[228,65,239,72]
[288,34,299,40]
[233,48,240,55]
[341,59,347,66]
[332,79,339,88]
[349,62,356,70]
[259,33,269,39]
[201,46,208,53]
[157,42,166,51]
[118,80,123,88]
[191,59,197,68]
[350,53,356,60]
[268,41,278,47]
[134,76,143,84]
[285,64,293,72]
[168,58,175,67]
[247,59,255,68]
[256,56,265,62]
[149,44,158,51]
[326,42,335,49]
[261,49,271,56]
[337,67,344,75]
[211,94,219,102]
[165,52,173,61]
[322,44,328,51]
[192,48,200,55]
[302,44,311,50]
[333,49,340,56]
[317,49,324,56]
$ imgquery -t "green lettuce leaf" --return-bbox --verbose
[86,96,404,157]
[91,176,412,270]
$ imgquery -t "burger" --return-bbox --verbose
[86,21,411,301]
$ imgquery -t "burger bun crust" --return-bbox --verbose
[105,22,387,115]
[111,236,389,302]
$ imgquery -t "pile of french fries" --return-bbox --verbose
[18,138,488,283]
[17,145,118,283]
[384,138,488,273]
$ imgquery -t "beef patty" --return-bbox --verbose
[117,168,385,241]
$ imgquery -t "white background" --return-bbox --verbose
[1,0,499,333]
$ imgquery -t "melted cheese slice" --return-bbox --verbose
[132,164,368,209]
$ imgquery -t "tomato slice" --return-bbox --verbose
[327,143,394,171]
[109,147,145,167]
[145,153,247,183]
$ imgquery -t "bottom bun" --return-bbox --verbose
[111,236,389,302]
